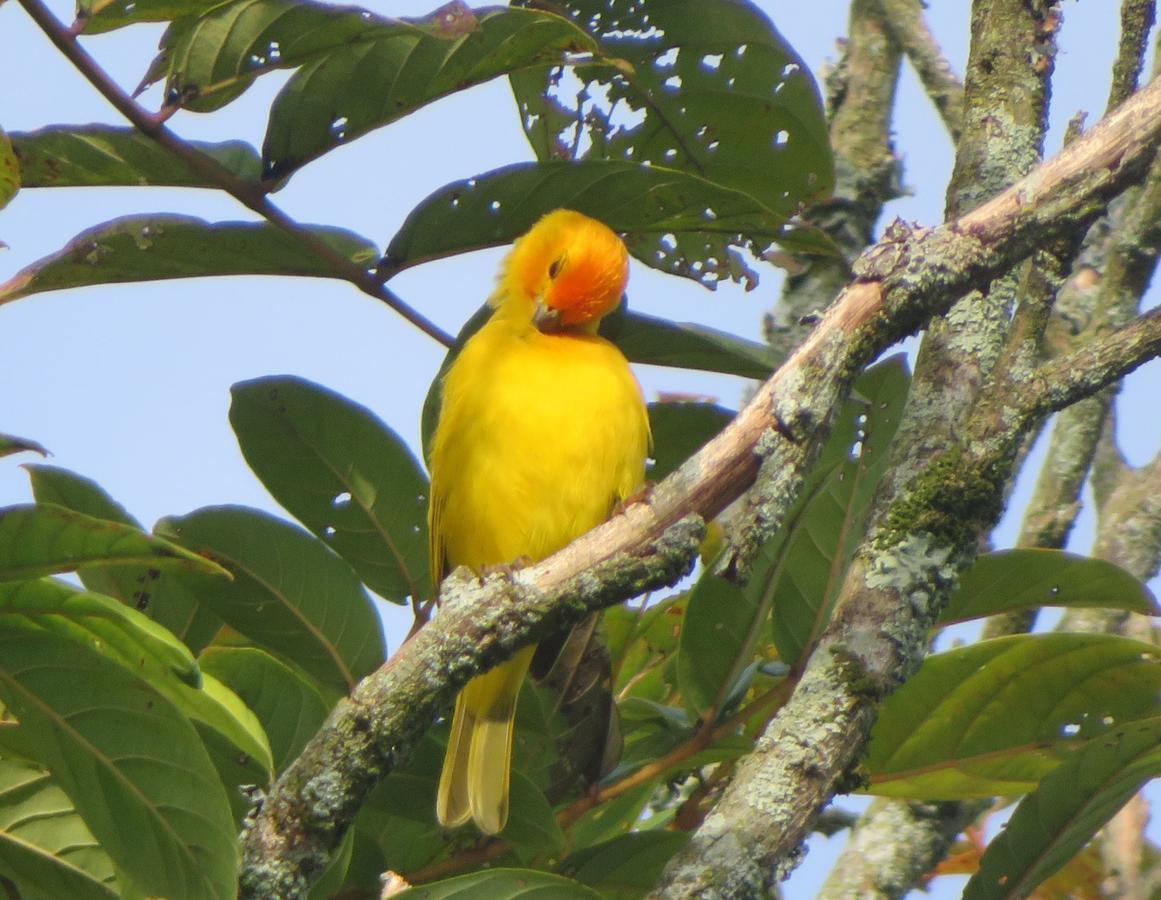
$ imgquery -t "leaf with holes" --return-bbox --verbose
[199,646,329,772]
[27,462,221,651]
[964,717,1161,900]
[382,159,828,277]
[0,606,238,898]
[0,433,46,459]
[510,0,834,287]
[864,633,1161,798]
[647,402,733,482]
[156,505,385,692]
[12,126,260,187]
[397,868,603,899]
[758,356,909,666]
[0,215,378,305]
[230,376,430,605]
[940,549,1159,626]
[0,758,120,900]
[0,503,229,582]
[263,4,597,178]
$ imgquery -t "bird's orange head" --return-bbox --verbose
[495,209,629,332]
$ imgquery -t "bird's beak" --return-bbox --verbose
[532,299,564,333]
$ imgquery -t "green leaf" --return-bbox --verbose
[499,771,565,853]
[647,402,733,483]
[26,464,138,527]
[864,633,1161,798]
[156,505,385,691]
[381,160,813,276]
[510,0,834,287]
[0,128,18,211]
[677,573,759,719]
[24,465,223,651]
[0,579,199,686]
[602,308,777,379]
[616,698,691,771]
[198,646,328,772]
[0,215,378,305]
[0,606,238,898]
[0,434,47,459]
[964,717,1161,900]
[264,5,599,178]
[12,126,260,188]
[940,549,1159,626]
[77,0,226,33]
[762,357,910,666]
[567,780,656,849]
[396,868,603,899]
[0,579,272,791]
[0,504,230,582]
[0,758,119,900]
[560,831,688,899]
[230,376,430,605]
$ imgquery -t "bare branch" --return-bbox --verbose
[1109,0,1157,112]
[14,0,455,348]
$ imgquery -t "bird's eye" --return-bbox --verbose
[548,257,565,280]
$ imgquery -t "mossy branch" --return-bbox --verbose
[237,75,1161,897]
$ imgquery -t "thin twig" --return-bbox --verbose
[16,0,454,348]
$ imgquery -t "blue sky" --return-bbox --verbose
[0,1,1149,895]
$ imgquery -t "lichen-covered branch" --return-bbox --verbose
[241,75,1161,897]
[1109,0,1156,111]
[871,0,965,140]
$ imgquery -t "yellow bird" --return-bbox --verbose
[429,209,649,835]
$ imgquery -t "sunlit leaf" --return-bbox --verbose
[0,579,272,793]
[964,717,1161,900]
[0,434,46,459]
[0,758,119,900]
[230,376,430,605]
[0,215,378,305]
[157,505,385,692]
[199,646,328,772]
[12,126,260,187]
[0,503,229,581]
[264,5,598,178]
[940,549,1159,626]
[381,160,825,276]
[510,0,834,287]
[0,605,238,898]
[396,868,602,898]
[24,466,223,652]
[865,634,1161,798]
[761,357,909,666]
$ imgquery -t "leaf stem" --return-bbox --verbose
[16,0,454,348]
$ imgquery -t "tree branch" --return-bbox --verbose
[238,73,1161,898]
[14,0,455,349]
[871,0,965,141]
